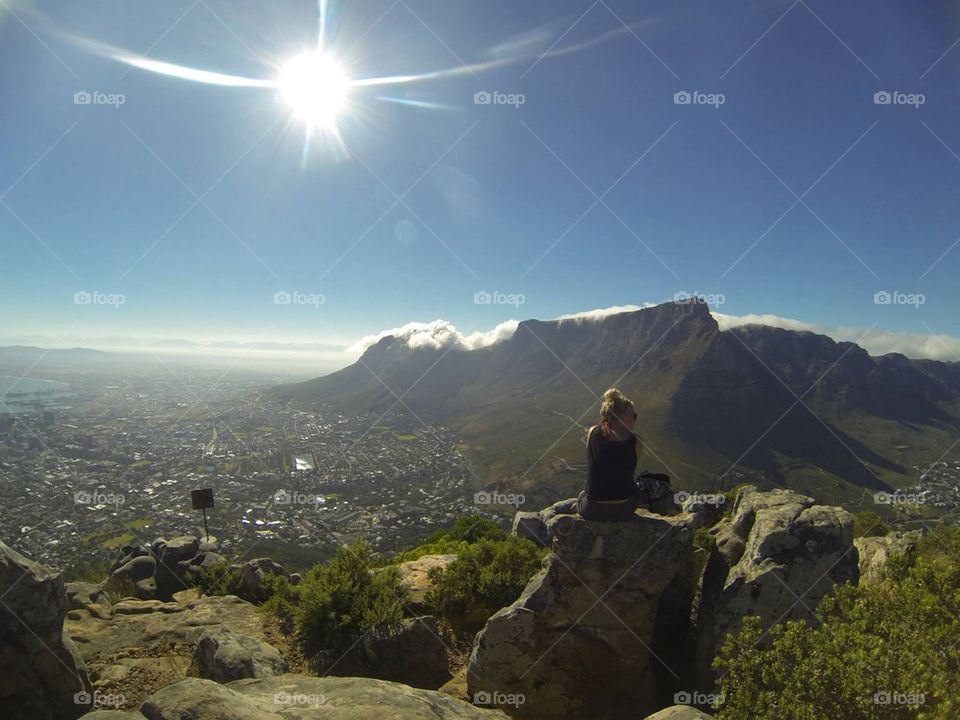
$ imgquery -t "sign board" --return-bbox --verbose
[191,488,214,510]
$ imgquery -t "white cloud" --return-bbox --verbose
[346,318,521,355]
[714,311,960,361]
[554,303,655,323]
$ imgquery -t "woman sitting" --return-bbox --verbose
[577,387,644,521]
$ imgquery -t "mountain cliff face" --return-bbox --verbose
[272,302,960,506]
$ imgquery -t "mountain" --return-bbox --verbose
[270,302,960,509]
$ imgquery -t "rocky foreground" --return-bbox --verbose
[1,486,914,720]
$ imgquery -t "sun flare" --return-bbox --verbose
[277,51,350,130]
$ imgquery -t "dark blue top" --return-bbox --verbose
[585,424,638,500]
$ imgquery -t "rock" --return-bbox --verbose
[67,581,106,610]
[140,675,509,719]
[190,627,288,683]
[357,616,451,689]
[162,536,201,563]
[694,486,858,687]
[0,541,92,719]
[395,554,457,612]
[642,706,715,719]
[191,552,227,570]
[78,712,146,719]
[108,556,157,585]
[198,536,219,554]
[468,509,694,719]
[111,599,175,615]
[232,558,288,600]
[680,494,725,529]
[287,573,302,586]
[66,594,274,710]
[854,532,918,586]
[172,588,202,604]
[109,544,150,574]
[508,496,580,548]
[511,512,549,547]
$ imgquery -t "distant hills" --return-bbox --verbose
[271,302,960,510]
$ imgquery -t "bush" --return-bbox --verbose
[852,510,890,538]
[392,515,507,563]
[712,526,960,719]
[293,540,409,652]
[425,536,546,636]
[187,563,288,605]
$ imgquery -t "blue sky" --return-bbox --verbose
[2,0,959,367]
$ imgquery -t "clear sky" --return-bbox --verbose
[2,0,959,365]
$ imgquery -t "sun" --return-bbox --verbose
[277,51,350,130]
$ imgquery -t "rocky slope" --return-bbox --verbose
[1,487,918,720]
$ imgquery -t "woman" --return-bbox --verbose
[577,387,643,521]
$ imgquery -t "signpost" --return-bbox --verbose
[191,488,214,541]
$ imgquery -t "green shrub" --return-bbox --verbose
[392,515,507,563]
[852,510,890,538]
[293,540,409,652]
[693,526,714,551]
[713,526,960,719]
[425,536,546,636]
[186,562,289,604]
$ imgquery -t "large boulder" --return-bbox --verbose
[854,531,918,586]
[190,626,288,683]
[395,554,457,613]
[66,593,274,710]
[468,509,694,719]
[642,706,714,719]
[232,558,288,600]
[0,541,92,719]
[138,675,509,719]
[155,537,201,601]
[694,486,858,687]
